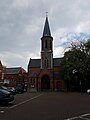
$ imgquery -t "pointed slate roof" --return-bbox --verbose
[0,60,2,66]
[42,16,51,37]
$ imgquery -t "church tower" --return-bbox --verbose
[28,15,64,91]
[41,15,53,69]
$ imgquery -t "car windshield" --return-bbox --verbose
[8,87,15,90]
[0,86,7,90]
[0,89,10,94]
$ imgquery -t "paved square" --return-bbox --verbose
[0,92,90,120]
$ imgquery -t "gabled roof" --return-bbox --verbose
[42,16,51,37]
[0,60,2,65]
[28,58,61,68]
[28,59,41,68]
[53,58,61,66]
[5,67,24,74]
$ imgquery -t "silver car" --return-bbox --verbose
[87,89,90,94]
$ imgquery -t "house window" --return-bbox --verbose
[30,78,32,83]
[33,78,35,83]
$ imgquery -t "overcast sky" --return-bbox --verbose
[0,0,90,70]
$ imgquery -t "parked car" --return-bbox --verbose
[0,89,14,104]
[15,84,24,93]
[87,89,90,94]
[7,87,17,95]
[0,86,16,95]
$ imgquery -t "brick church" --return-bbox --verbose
[28,16,65,91]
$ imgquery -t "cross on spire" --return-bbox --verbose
[46,11,48,17]
[42,13,51,37]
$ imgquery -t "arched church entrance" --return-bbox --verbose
[41,75,50,91]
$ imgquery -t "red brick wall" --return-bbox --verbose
[28,67,40,75]
[19,68,26,75]
[28,66,65,91]
[53,66,60,72]
[53,66,65,91]
[4,68,26,87]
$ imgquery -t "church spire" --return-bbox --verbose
[42,15,51,37]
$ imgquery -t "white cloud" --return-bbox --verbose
[0,0,90,69]
[54,47,64,58]
[12,0,29,8]
[25,24,39,34]
[75,21,90,33]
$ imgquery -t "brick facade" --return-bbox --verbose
[4,67,26,87]
[27,16,65,91]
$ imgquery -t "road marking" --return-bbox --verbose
[65,116,79,120]
[65,113,90,120]
[0,111,4,113]
[9,93,44,109]
[81,113,90,117]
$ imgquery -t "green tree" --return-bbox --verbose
[83,40,90,89]
[60,39,90,92]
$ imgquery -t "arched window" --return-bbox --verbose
[45,40,47,48]
[50,41,52,50]
[44,57,48,67]
[42,41,43,50]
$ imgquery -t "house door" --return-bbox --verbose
[41,75,50,91]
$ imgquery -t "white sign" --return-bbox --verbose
[4,79,10,84]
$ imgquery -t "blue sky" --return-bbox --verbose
[0,0,90,70]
